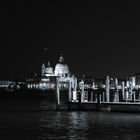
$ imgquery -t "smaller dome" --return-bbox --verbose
[45,61,54,76]
[45,67,53,74]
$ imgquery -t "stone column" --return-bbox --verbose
[114,78,119,102]
[122,81,125,101]
[68,81,72,102]
[73,77,78,102]
[79,81,85,103]
[56,78,60,105]
[105,76,110,102]
[91,91,93,102]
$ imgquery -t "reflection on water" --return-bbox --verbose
[1,98,140,140]
[40,112,88,140]
[40,111,140,140]
[67,112,88,140]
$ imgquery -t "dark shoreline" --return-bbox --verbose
[1,89,140,113]
[1,97,140,113]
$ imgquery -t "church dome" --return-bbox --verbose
[45,61,54,75]
[54,55,70,76]
[45,67,53,74]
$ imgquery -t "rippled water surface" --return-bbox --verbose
[39,111,140,140]
[0,99,140,140]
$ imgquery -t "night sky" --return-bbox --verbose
[0,1,140,79]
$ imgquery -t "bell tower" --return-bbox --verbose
[41,63,46,77]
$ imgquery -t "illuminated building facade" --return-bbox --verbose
[27,54,78,102]
[26,54,140,104]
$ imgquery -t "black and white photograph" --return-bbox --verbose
[0,0,140,139]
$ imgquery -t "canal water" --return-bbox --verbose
[0,99,140,140]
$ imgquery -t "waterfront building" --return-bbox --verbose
[25,54,140,104]
[27,54,78,102]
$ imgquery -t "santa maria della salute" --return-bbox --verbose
[2,53,140,110]
[42,55,70,77]
[26,53,140,106]
[28,54,78,94]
